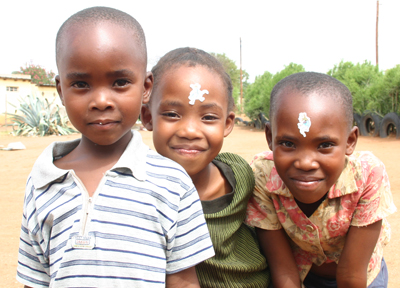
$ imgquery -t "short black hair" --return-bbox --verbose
[270,72,353,129]
[151,47,234,112]
[56,6,146,67]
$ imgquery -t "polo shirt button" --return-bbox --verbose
[306,225,315,232]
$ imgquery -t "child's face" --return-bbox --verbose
[142,65,235,178]
[266,90,358,204]
[55,22,152,146]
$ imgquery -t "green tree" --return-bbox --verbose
[244,71,273,119]
[244,63,305,119]
[327,60,383,114]
[380,65,400,114]
[210,53,249,109]
[13,63,56,85]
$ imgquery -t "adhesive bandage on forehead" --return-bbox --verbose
[188,83,209,105]
[297,112,311,137]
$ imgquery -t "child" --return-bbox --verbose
[16,8,214,288]
[245,72,397,288]
[141,47,270,287]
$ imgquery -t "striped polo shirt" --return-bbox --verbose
[17,131,214,288]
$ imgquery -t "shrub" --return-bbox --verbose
[9,95,76,136]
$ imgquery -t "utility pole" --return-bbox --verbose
[376,0,379,66]
[4,94,7,128]
[240,37,243,114]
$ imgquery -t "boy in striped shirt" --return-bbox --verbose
[17,7,214,288]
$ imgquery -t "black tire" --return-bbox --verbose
[258,112,269,129]
[360,112,382,137]
[353,113,362,127]
[379,113,400,139]
[234,117,243,124]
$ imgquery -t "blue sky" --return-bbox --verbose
[1,0,399,82]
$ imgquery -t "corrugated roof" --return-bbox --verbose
[0,74,31,80]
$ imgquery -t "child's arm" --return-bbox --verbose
[257,228,302,288]
[166,267,200,288]
[336,220,382,288]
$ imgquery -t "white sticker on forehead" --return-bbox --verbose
[297,112,311,137]
[188,83,209,105]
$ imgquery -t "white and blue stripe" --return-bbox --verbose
[17,131,214,287]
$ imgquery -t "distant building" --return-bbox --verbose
[0,74,61,125]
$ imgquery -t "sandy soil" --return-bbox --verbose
[1,125,399,287]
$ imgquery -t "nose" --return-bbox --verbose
[176,117,202,140]
[89,89,115,111]
[293,153,319,171]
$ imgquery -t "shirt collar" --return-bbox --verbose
[327,156,358,198]
[114,130,148,181]
[271,155,358,199]
[31,130,149,189]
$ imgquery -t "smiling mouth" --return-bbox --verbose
[172,146,205,156]
[291,178,323,188]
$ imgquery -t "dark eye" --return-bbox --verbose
[72,81,89,89]
[319,142,334,149]
[202,115,218,121]
[162,112,179,118]
[114,79,130,87]
[280,141,295,148]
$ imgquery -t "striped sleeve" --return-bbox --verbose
[164,171,214,274]
[17,177,50,288]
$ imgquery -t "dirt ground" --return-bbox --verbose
[1,125,399,287]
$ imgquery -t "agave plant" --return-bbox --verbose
[9,95,77,136]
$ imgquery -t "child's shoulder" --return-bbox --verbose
[215,152,254,179]
[147,148,190,171]
[344,151,390,193]
[146,148,195,187]
[348,151,386,171]
[249,150,275,171]
[252,150,274,162]
[215,152,248,166]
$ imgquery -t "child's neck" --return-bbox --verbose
[294,192,328,218]
[54,132,132,197]
[191,162,231,201]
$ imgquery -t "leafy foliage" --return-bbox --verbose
[9,95,76,137]
[210,53,249,108]
[379,65,400,114]
[241,59,400,120]
[13,63,56,85]
[244,63,305,119]
[328,60,384,115]
[244,71,273,119]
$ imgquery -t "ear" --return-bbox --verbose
[141,103,153,131]
[142,72,154,104]
[345,126,359,155]
[55,75,64,106]
[224,112,236,137]
[265,122,273,151]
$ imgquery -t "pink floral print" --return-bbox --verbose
[245,151,396,286]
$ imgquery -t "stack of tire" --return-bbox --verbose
[234,113,270,129]
[353,112,400,139]
[254,112,269,129]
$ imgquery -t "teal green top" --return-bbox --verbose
[196,152,270,287]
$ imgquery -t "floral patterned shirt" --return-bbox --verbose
[245,151,396,286]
